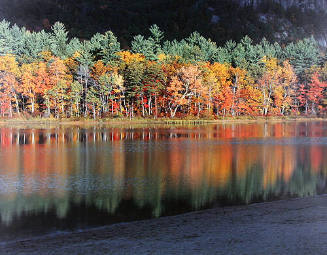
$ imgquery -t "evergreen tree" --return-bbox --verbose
[284,37,321,83]
[0,20,13,55]
[50,22,69,59]
[90,31,121,65]
[131,25,164,61]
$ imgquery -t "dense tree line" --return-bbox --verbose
[1,20,327,119]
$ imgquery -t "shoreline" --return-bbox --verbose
[2,195,327,254]
[0,117,327,127]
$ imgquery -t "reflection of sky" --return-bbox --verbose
[0,122,327,226]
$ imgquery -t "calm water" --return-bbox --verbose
[1,121,327,240]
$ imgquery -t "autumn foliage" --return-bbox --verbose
[0,21,326,119]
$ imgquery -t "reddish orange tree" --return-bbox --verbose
[167,65,203,117]
[0,55,20,117]
[307,72,327,115]
[21,63,39,113]
[45,57,72,118]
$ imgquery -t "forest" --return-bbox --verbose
[1,19,327,119]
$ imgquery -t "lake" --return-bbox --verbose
[1,121,327,240]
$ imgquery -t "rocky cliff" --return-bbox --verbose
[1,0,327,47]
[232,0,327,46]
[235,0,327,10]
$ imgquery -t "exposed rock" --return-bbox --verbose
[316,35,327,47]
[234,0,327,11]
[211,15,220,24]
[258,13,268,23]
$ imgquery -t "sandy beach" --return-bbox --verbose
[2,195,327,254]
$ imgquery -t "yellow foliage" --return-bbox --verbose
[117,51,145,64]
[40,51,53,62]
[0,55,20,76]
[92,60,108,80]
[209,62,232,92]
[157,53,166,62]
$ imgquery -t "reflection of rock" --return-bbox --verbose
[317,178,327,191]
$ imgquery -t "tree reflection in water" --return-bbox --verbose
[0,122,327,236]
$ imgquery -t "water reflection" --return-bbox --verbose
[1,122,327,237]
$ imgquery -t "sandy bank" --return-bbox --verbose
[2,195,327,254]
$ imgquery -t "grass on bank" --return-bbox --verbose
[0,116,326,127]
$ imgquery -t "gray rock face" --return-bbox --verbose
[211,15,220,24]
[235,0,327,10]
[229,0,327,47]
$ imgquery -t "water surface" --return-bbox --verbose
[1,121,327,240]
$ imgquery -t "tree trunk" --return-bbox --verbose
[141,97,145,117]
[208,87,212,115]
[93,103,96,120]
[47,99,51,117]
[9,102,13,118]
[31,97,35,114]
[14,94,20,115]
[171,105,180,118]
[149,96,152,116]
[76,102,79,117]
[155,94,158,119]
[84,78,88,117]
